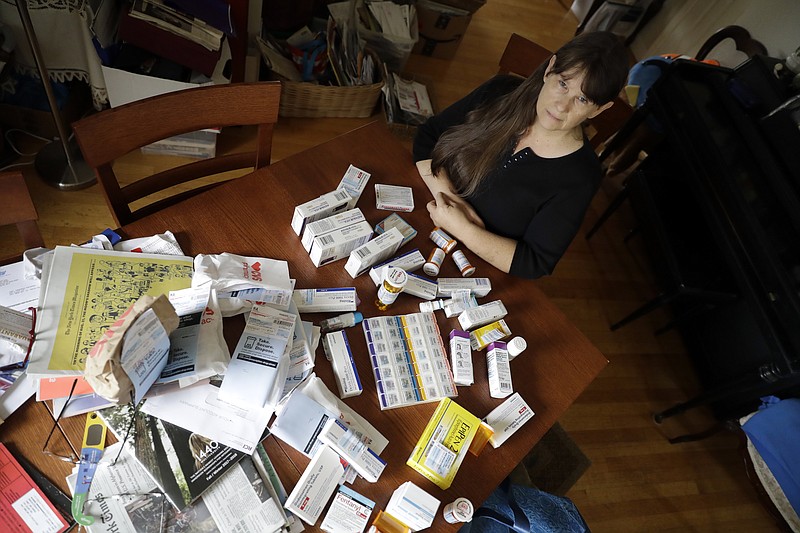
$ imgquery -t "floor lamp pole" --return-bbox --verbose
[15,0,95,189]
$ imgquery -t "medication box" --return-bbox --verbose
[320,485,375,533]
[483,392,534,448]
[449,330,473,386]
[406,398,481,489]
[285,445,346,525]
[458,300,508,330]
[375,213,417,246]
[375,184,414,212]
[368,248,426,285]
[403,272,438,300]
[318,418,385,481]
[309,220,374,267]
[337,165,371,209]
[470,319,512,350]
[291,189,353,236]
[322,330,363,398]
[486,341,513,398]
[344,227,404,278]
[385,482,440,531]
[437,277,492,298]
[292,288,358,313]
[301,208,366,252]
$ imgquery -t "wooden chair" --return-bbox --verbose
[72,82,282,227]
[498,33,633,150]
[0,170,45,265]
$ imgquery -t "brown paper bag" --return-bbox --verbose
[84,294,179,403]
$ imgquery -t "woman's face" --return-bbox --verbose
[536,57,612,133]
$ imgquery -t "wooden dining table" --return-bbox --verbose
[1,120,607,531]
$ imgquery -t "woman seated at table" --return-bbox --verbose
[413,31,629,279]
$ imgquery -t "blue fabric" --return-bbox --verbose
[460,483,590,533]
[741,396,800,515]
[627,56,673,133]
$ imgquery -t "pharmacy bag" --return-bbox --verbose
[460,478,591,533]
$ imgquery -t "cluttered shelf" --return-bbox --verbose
[0,121,607,532]
[0,0,480,149]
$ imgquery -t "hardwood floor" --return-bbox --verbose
[1,1,782,531]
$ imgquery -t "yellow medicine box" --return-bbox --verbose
[406,398,481,489]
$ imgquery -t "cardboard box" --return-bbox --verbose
[412,2,473,60]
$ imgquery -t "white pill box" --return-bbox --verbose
[291,189,353,236]
[322,330,363,398]
[285,444,346,525]
[375,184,414,212]
[458,300,508,330]
[470,319,512,350]
[375,213,417,246]
[318,418,385,482]
[320,485,375,533]
[301,208,366,252]
[309,220,374,267]
[368,248,426,285]
[483,392,534,448]
[292,287,358,313]
[337,164,371,209]
[385,482,440,532]
[437,278,492,298]
[344,227,404,278]
[486,341,513,398]
[404,272,438,300]
[449,330,473,386]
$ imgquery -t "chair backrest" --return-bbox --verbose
[498,33,632,150]
[0,170,45,265]
[72,82,282,227]
[696,25,767,62]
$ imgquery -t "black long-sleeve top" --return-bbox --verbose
[413,75,602,279]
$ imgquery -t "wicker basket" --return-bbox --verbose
[279,78,384,118]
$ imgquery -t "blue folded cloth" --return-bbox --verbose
[741,396,800,515]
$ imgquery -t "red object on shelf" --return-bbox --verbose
[118,10,222,77]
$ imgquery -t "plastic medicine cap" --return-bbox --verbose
[507,336,527,359]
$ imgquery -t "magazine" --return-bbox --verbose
[98,403,247,511]
[68,442,289,533]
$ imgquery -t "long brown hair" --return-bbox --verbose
[431,31,629,197]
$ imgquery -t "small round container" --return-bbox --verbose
[452,249,475,277]
[375,267,408,310]
[423,248,445,276]
[430,227,457,253]
[507,336,528,360]
[443,497,473,524]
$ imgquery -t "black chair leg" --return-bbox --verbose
[610,291,677,331]
[586,185,631,240]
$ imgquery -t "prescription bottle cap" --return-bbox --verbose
[508,336,527,358]
[443,497,473,523]
[384,267,408,288]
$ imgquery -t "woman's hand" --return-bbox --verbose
[427,192,485,231]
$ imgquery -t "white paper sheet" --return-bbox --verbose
[140,381,272,454]
[219,304,296,409]
[157,284,211,384]
[0,261,40,311]
[270,389,338,458]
